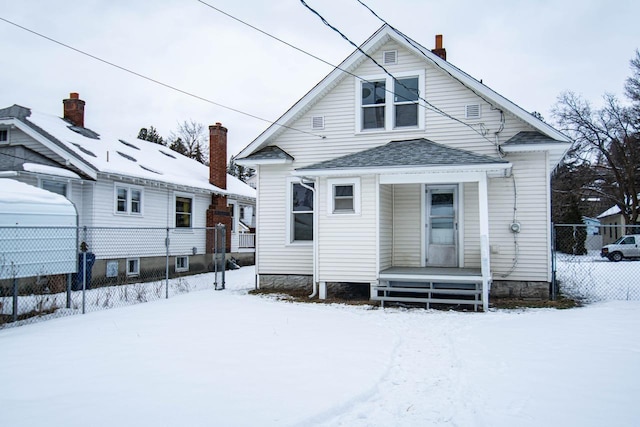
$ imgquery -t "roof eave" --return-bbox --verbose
[0,117,98,180]
[294,162,512,178]
[235,157,293,167]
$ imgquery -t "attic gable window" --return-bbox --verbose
[357,70,425,132]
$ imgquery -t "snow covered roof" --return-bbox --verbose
[1,106,255,201]
[0,178,74,206]
[598,205,621,219]
[23,163,81,179]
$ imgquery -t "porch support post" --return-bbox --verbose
[478,173,491,312]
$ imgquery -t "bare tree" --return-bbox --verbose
[552,53,640,226]
[168,120,208,164]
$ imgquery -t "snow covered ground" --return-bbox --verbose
[1,266,639,426]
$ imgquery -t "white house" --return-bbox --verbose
[237,25,570,310]
[0,93,255,283]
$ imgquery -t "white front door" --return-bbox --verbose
[425,185,458,267]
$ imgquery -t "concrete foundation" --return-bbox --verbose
[490,280,550,300]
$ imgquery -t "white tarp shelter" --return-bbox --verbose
[0,179,77,279]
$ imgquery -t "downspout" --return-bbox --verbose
[299,178,318,298]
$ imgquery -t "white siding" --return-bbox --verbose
[317,175,377,283]
[488,152,550,281]
[392,184,422,266]
[463,182,480,267]
[379,184,393,270]
[256,165,313,275]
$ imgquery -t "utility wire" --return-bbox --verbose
[0,15,325,139]
[299,0,497,144]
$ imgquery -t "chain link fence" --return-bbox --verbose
[0,225,227,328]
[553,224,640,302]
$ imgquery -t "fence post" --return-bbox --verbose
[551,224,556,301]
[82,226,87,314]
[12,262,17,323]
[66,273,72,309]
[165,227,170,299]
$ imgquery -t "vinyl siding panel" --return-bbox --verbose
[379,184,393,270]
[317,175,377,282]
[256,165,313,275]
[392,184,422,266]
[463,182,480,267]
[488,152,550,281]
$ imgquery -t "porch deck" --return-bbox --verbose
[374,266,487,311]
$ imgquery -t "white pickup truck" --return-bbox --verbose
[601,235,640,261]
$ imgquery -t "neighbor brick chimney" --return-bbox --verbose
[206,122,231,253]
[209,122,227,190]
[63,92,85,127]
[431,34,447,61]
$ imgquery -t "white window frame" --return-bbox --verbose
[355,70,425,133]
[174,192,194,228]
[175,256,189,272]
[114,184,144,216]
[126,258,140,277]
[286,177,314,245]
[327,177,361,215]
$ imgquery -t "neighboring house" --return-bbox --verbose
[0,93,255,283]
[581,216,603,251]
[237,25,570,310]
[597,204,639,245]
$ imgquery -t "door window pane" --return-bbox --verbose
[430,218,454,244]
[431,193,454,216]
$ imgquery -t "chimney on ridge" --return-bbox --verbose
[209,122,228,190]
[63,92,85,127]
[431,34,447,61]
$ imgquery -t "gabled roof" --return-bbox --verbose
[239,145,294,164]
[296,138,508,173]
[0,105,255,200]
[238,24,570,160]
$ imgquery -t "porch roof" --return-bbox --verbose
[296,138,508,173]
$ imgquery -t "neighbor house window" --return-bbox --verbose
[229,202,236,233]
[328,178,361,215]
[357,71,424,132]
[126,258,140,277]
[175,195,193,228]
[41,179,68,197]
[0,129,7,142]
[115,185,143,215]
[175,256,189,272]
[289,180,314,242]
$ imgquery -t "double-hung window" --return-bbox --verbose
[289,180,314,243]
[175,195,193,228]
[115,185,143,215]
[357,70,424,132]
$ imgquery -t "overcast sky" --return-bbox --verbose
[1,0,638,158]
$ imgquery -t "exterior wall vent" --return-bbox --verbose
[465,104,481,119]
[382,50,397,65]
[312,116,325,130]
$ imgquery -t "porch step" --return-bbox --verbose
[373,283,483,311]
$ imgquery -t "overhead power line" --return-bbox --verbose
[0,15,324,139]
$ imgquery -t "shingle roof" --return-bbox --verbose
[503,131,560,145]
[297,138,508,171]
[242,145,294,162]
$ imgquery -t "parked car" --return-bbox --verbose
[601,235,640,261]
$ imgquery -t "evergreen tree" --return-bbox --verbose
[137,126,165,145]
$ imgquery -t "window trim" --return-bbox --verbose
[174,192,194,229]
[286,177,314,245]
[114,184,144,216]
[355,70,425,133]
[39,178,69,198]
[175,256,189,272]
[327,177,361,215]
[126,258,140,277]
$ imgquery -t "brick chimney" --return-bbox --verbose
[63,92,85,127]
[431,34,447,61]
[209,122,227,190]
[206,122,231,253]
